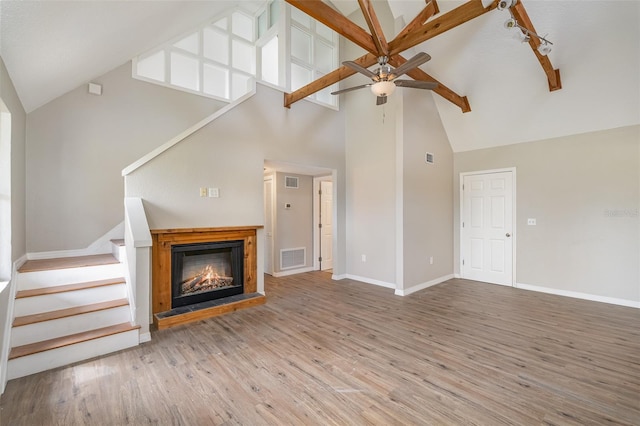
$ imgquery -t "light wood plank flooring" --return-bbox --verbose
[1,274,639,425]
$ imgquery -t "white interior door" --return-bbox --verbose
[319,180,333,270]
[461,171,514,286]
[263,177,274,275]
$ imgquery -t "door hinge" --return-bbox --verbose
[318,256,322,262]
[462,184,465,190]
[462,259,465,266]
[319,223,322,228]
[462,222,465,228]
[318,189,322,195]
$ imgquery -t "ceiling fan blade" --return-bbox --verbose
[394,80,438,90]
[376,96,387,106]
[390,52,431,78]
[331,84,372,95]
[343,61,377,79]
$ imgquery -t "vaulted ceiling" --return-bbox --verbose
[1,1,638,151]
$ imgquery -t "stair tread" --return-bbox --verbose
[18,254,119,273]
[9,322,140,360]
[13,299,129,327]
[16,277,126,299]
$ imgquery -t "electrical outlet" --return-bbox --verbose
[208,188,219,198]
[429,256,434,265]
[361,254,366,262]
[527,218,537,225]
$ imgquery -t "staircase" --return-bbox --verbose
[7,240,140,380]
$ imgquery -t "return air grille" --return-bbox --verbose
[280,248,306,270]
[285,176,299,189]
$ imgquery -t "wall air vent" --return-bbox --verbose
[425,152,434,164]
[285,176,299,189]
[280,248,306,270]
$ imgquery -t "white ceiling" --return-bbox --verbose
[1,0,638,151]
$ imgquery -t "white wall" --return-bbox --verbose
[25,62,226,253]
[454,125,640,304]
[0,54,27,394]
[0,57,26,265]
[125,83,345,269]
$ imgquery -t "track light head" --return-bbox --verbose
[537,43,552,56]
[497,0,517,11]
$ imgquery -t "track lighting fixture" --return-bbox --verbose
[501,11,553,55]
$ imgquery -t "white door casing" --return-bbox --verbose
[319,180,333,270]
[263,177,274,275]
[461,170,515,286]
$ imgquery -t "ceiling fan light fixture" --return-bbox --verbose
[371,81,396,97]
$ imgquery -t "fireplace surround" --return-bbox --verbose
[151,226,264,329]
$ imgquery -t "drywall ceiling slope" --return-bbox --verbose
[0,1,262,113]
[388,0,640,152]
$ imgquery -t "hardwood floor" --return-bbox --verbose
[1,274,639,425]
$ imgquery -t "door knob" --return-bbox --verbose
[506,233,511,237]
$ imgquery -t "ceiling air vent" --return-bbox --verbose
[285,176,299,189]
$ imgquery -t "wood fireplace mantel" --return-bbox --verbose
[151,226,264,329]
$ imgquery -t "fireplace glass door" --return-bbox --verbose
[171,240,244,308]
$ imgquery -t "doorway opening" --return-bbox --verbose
[264,161,335,277]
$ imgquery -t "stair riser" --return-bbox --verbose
[7,329,140,380]
[112,244,126,262]
[13,284,127,316]
[11,305,133,347]
[17,263,124,290]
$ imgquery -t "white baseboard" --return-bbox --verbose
[139,332,151,343]
[332,274,347,281]
[516,282,640,309]
[343,274,395,289]
[395,274,454,296]
[272,266,314,278]
[27,221,124,260]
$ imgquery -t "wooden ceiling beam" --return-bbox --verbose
[510,2,561,91]
[284,53,379,108]
[284,0,377,54]
[388,55,471,112]
[357,0,389,56]
[395,1,439,41]
[284,0,489,111]
[388,0,497,56]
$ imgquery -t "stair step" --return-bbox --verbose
[13,299,129,327]
[9,322,140,360]
[18,254,119,273]
[110,239,125,246]
[15,277,126,299]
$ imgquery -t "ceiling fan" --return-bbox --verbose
[331,52,438,106]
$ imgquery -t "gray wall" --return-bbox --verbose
[0,56,26,264]
[401,89,453,290]
[125,83,346,274]
[454,125,640,303]
[273,172,313,273]
[25,62,225,252]
[343,2,398,285]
